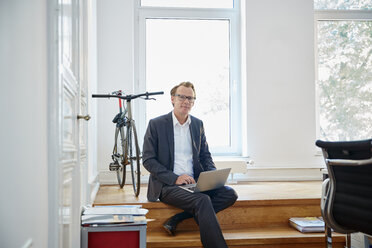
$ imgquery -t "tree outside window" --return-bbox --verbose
[315,0,372,141]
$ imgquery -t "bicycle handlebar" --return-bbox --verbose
[92,91,164,100]
[91,94,112,98]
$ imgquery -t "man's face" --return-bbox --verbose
[171,86,195,117]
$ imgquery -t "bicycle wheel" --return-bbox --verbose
[125,122,141,196]
[112,126,126,188]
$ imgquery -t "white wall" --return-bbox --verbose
[245,0,323,168]
[0,1,48,247]
[97,0,135,182]
[96,0,324,183]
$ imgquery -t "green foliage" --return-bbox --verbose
[318,21,372,140]
[315,0,372,10]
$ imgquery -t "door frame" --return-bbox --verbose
[47,0,62,247]
[47,0,99,247]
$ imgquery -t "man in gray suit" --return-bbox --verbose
[142,82,238,248]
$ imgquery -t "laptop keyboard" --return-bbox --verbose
[187,186,196,192]
[181,183,197,192]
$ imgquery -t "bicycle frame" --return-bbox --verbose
[118,98,134,167]
[92,90,163,196]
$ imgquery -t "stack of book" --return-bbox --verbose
[289,217,325,233]
[81,205,148,227]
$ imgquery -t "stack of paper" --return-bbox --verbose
[289,217,325,233]
[82,205,148,226]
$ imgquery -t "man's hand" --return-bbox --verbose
[175,174,196,185]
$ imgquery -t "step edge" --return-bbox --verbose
[94,198,322,208]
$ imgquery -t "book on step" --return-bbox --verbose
[83,205,148,216]
[81,205,148,226]
[289,217,325,233]
[82,214,134,225]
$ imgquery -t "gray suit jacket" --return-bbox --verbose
[142,112,216,202]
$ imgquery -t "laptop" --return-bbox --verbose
[179,168,231,193]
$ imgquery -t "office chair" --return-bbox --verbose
[316,139,372,248]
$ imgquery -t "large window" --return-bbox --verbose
[135,0,242,155]
[141,0,233,9]
[315,1,372,141]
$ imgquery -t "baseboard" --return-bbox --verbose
[99,170,150,185]
[237,167,323,181]
[98,166,323,185]
[89,175,100,204]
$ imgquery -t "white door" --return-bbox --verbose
[59,0,89,247]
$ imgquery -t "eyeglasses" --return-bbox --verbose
[174,94,196,103]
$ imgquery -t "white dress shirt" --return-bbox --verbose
[172,111,194,178]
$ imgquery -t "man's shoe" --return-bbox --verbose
[163,217,178,236]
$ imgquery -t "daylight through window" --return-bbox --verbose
[315,1,372,141]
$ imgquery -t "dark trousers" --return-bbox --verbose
[159,185,238,248]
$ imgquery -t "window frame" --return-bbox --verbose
[314,8,372,142]
[134,0,242,156]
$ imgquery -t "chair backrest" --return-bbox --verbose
[316,139,372,160]
[316,139,372,236]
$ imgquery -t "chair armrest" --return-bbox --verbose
[321,178,330,216]
[326,158,372,166]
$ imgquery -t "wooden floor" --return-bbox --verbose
[94,181,323,206]
[94,181,346,248]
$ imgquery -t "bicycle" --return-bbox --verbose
[92,90,164,196]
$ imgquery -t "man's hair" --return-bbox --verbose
[170,82,196,97]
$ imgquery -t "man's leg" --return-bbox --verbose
[206,186,238,213]
[160,185,228,248]
[162,211,193,235]
[188,186,238,226]
[163,186,238,235]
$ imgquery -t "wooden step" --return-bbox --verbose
[141,198,345,248]
[94,183,325,230]
[147,227,345,248]
[94,182,346,247]
[143,198,323,231]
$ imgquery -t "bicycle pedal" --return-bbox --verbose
[109,162,120,171]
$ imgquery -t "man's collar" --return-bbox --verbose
[172,111,191,127]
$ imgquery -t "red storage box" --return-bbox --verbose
[81,224,146,248]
